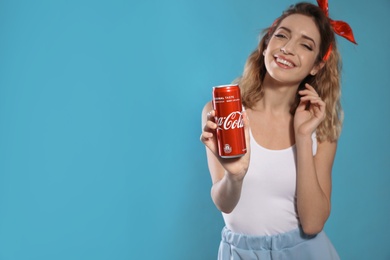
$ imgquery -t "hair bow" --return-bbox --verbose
[317,0,357,60]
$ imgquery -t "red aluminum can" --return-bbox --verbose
[212,84,246,158]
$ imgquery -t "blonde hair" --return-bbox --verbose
[237,3,343,142]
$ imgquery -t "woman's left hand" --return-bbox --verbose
[294,83,326,138]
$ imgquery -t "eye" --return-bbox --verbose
[302,44,313,51]
[274,33,287,39]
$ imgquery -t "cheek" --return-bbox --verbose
[263,44,278,63]
[301,55,317,69]
[264,52,275,71]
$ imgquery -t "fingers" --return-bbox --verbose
[297,83,326,119]
[299,95,323,104]
[298,84,325,106]
[201,121,217,138]
[206,110,215,121]
[203,110,217,132]
[200,110,217,144]
[299,98,324,112]
[298,83,319,97]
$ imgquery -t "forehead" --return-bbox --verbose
[278,14,321,43]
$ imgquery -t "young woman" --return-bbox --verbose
[200,2,356,259]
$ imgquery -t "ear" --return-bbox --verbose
[310,61,325,76]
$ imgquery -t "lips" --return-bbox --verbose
[274,55,296,68]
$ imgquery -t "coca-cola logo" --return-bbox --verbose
[216,111,244,130]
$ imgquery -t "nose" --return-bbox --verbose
[280,41,295,55]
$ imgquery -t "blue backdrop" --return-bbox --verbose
[1,0,389,259]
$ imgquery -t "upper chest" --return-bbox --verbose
[246,109,295,150]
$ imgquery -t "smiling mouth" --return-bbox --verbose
[275,57,295,68]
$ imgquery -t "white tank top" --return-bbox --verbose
[222,129,317,236]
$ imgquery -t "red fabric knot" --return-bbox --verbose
[317,0,357,61]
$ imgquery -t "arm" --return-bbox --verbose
[294,83,337,235]
[200,101,250,213]
[295,137,336,235]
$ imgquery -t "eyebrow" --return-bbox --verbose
[277,26,317,47]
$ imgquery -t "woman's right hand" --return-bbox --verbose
[200,103,251,181]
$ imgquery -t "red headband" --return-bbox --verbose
[317,0,357,61]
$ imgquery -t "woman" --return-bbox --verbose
[200,1,356,259]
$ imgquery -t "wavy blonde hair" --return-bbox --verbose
[237,3,343,142]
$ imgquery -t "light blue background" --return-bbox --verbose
[0,0,389,259]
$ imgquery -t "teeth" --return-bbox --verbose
[276,57,294,67]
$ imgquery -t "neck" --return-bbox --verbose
[253,73,299,114]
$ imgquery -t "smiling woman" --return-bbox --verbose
[200,1,357,259]
[264,15,325,86]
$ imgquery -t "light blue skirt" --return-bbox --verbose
[218,227,340,260]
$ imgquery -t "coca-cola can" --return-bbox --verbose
[212,84,246,158]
